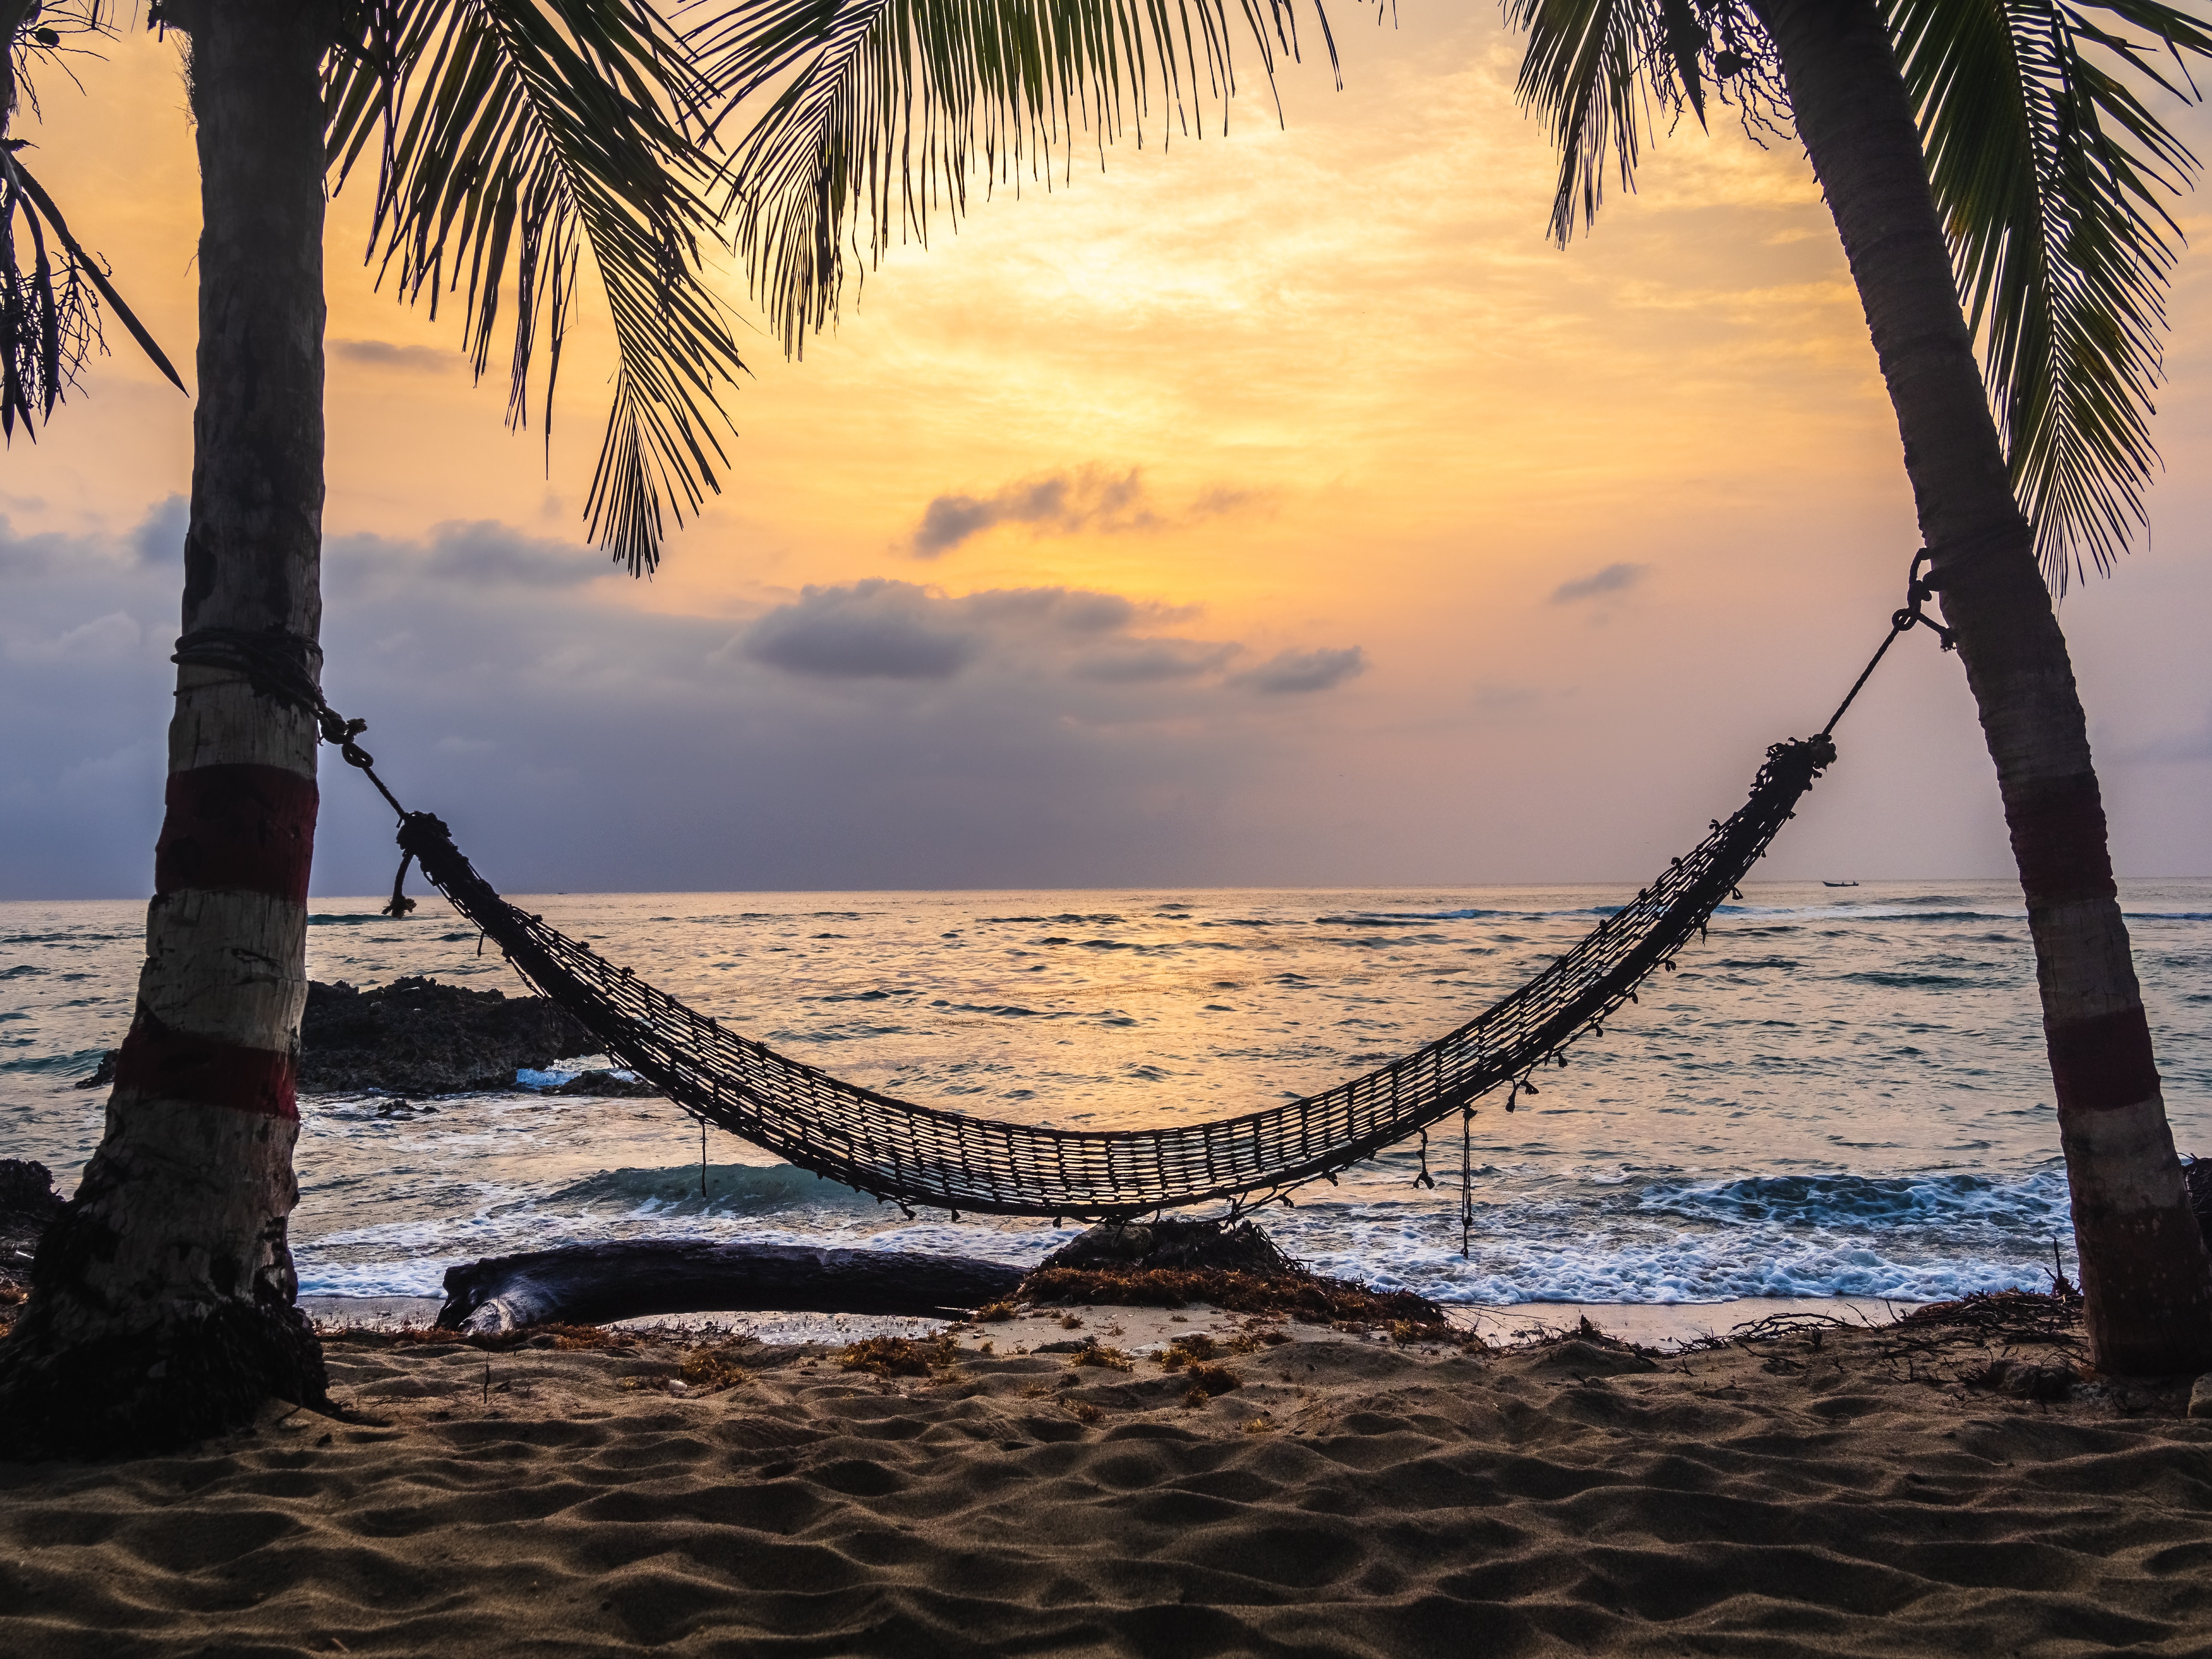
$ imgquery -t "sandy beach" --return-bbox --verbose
[6,1301,2210,1657]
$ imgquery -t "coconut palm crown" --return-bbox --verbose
[0,0,744,1456]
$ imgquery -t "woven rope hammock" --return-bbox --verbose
[382,733,1836,1222]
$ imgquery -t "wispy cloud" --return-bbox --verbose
[331,338,456,373]
[1549,562,1651,604]
[912,468,1154,557]
[1231,646,1367,695]
[909,466,1256,558]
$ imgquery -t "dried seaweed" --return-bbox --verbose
[838,1332,961,1379]
[1017,1265,1445,1328]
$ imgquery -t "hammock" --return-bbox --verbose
[387,733,1837,1222]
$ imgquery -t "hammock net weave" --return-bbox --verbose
[394,734,1835,1220]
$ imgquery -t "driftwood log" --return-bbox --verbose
[437,1241,1027,1334]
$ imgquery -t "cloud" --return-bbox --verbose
[1231,646,1367,695]
[1549,562,1652,604]
[908,466,1257,558]
[132,495,187,566]
[913,467,1155,557]
[419,521,610,586]
[742,580,980,680]
[1073,640,1241,682]
[331,339,456,373]
[0,516,1380,896]
[739,580,1229,684]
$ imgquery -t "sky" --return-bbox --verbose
[5,6,2212,899]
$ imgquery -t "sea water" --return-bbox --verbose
[5,881,2209,1308]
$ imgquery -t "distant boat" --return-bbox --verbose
[1822,880,1860,888]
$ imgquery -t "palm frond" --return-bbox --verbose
[1887,0,2211,588]
[1510,0,1659,244]
[1,148,185,441]
[3,1,186,440]
[690,0,1335,357]
[327,0,748,574]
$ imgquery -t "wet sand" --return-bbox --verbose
[5,1304,2211,1656]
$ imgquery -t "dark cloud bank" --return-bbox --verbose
[0,507,1365,898]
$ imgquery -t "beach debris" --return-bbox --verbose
[1973,1358,2080,1403]
[838,1331,961,1379]
[438,1239,1025,1332]
[0,1159,63,1224]
[2186,1157,2212,1252]
[1021,1262,1448,1336]
[1180,1361,1241,1398]
[676,1343,754,1394]
[1065,1341,1134,1372]
[0,1160,63,1315]
[1039,1218,1296,1276]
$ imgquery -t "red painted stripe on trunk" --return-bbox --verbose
[2047,1005,2161,1116]
[114,1012,298,1120]
[155,763,319,903]
[2005,771,2117,906]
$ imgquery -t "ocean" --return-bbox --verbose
[5,881,2209,1310]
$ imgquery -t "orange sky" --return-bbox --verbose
[6,7,2211,895]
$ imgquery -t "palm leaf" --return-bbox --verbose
[1884,0,2209,588]
[1509,0,1664,244]
[690,0,1334,356]
[1,148,184,441]
[327,0,748,574]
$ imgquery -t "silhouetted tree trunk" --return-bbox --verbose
[0,0,333,1455]
[1750,0,2212,1375]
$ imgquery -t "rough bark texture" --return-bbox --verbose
[1750,0,2212,1374]
[0,0,334,1458]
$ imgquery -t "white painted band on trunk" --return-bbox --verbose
[2059,1095,2184,1217]
[139,888,309,1050]
[171,665,320,778]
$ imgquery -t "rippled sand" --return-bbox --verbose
[5,1313,2211,1656]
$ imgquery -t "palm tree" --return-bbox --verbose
[0,0,744,1456]
[697,0,2212,1373]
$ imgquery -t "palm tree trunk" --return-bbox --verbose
[1748,0,2212,1375]
[0,0,331,1456]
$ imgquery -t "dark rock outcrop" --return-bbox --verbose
[545,1069,662,1099]
[298,976,598,1095]
[72,977,631,1097]
[2188,1157,2212,1253]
